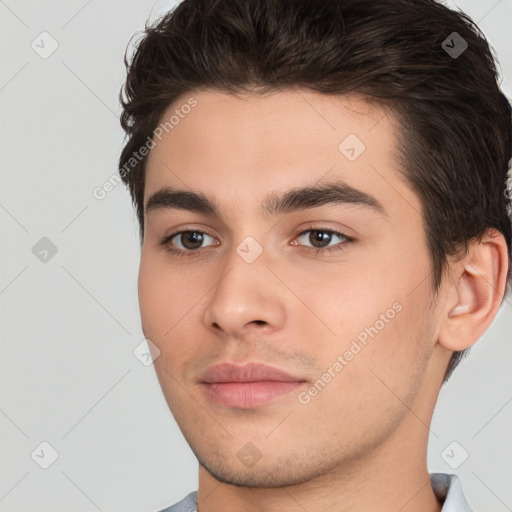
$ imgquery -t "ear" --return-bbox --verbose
[438,228,510,351]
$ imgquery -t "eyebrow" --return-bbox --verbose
[145,181,386,218]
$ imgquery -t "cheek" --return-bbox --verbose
[138,256,165,339]
[293,244,434,388]
[137,252,206,366]
[297,295,433,444]
[138,251,194,326]
[138,253,186,344]
[289,258,397,341]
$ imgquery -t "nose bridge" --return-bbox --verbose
[202,233,286,335]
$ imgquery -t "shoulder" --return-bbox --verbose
[156,490,198,512]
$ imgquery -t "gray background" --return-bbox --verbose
[0,0,511,510]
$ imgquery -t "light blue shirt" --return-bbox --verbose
[158,472,473,511]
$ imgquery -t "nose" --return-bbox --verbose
[201,243,287,339]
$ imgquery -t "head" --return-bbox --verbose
[119,0,511,488]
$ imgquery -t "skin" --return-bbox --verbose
[138,89,509,512]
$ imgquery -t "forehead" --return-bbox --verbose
[147,89,392,168]
[143,88,417,221]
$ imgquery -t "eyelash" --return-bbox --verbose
[159,226,354,258]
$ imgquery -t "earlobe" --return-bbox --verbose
[438,229,509,351]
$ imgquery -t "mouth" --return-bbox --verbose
[199,362,307,409]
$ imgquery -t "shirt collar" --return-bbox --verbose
[430,472,474,511]
[163,473,473,512]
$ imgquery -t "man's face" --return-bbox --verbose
[139,89,443,486]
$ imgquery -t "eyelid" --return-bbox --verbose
[291,225,353,253]
[160,225,219,255]
[163,224,217,240]
[173,231,217,250]
[294,228,348,242]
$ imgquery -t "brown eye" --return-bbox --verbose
[295,229,350,251]
[307,230,335,248]
[160,230,218,256]
[174,231,206,250]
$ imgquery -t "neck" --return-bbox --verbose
[196,415,442,512]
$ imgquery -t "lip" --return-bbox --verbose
[199,362,307,409]
[200,362,302,383]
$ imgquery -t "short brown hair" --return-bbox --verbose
[118,0,512,381]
